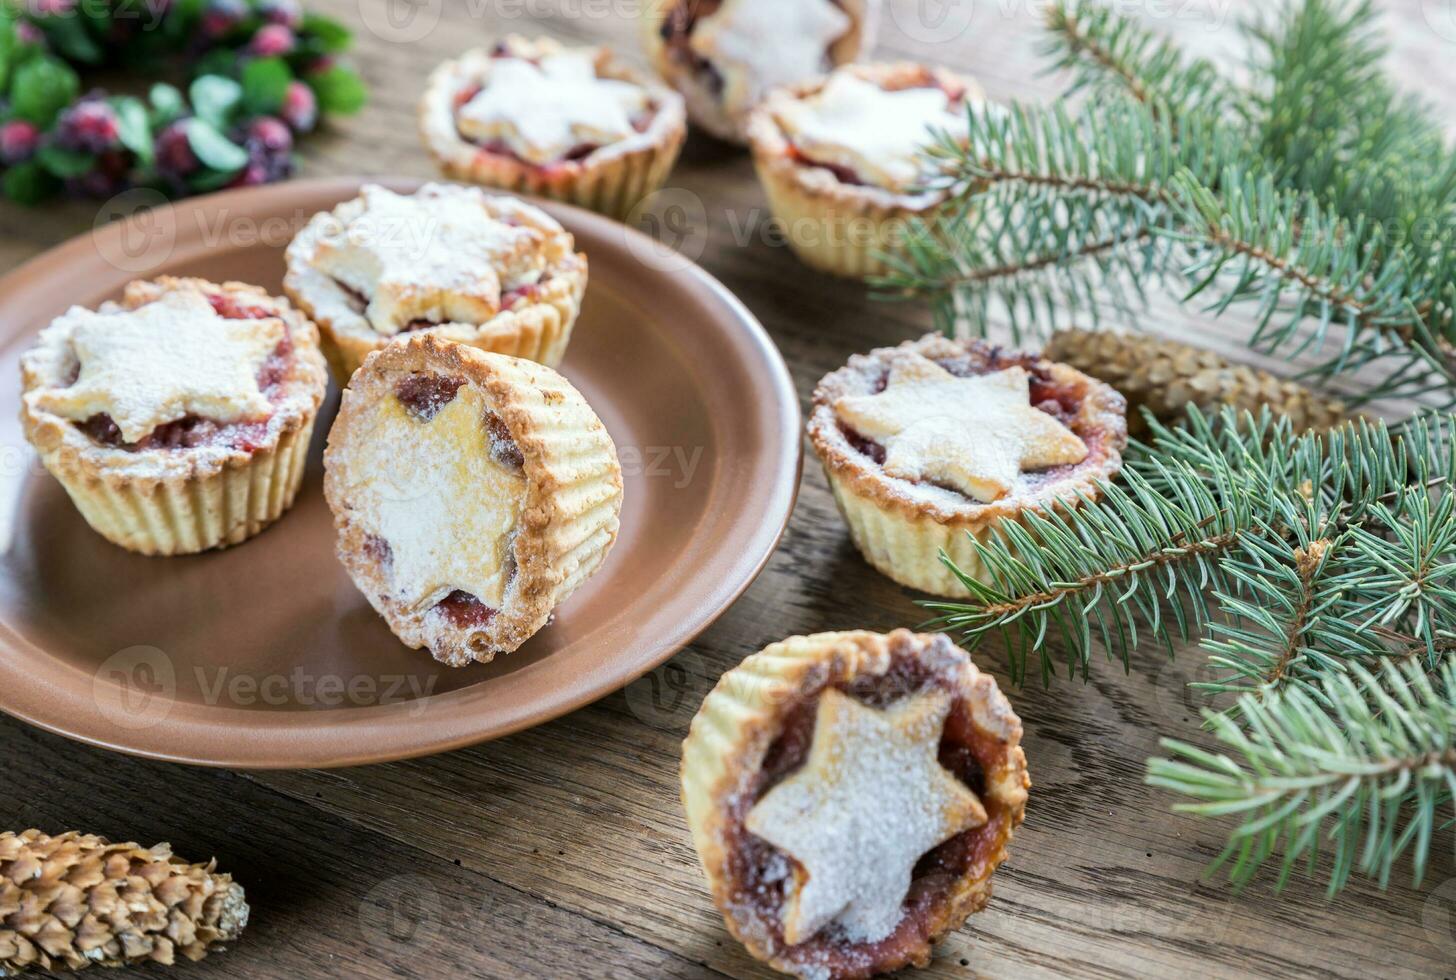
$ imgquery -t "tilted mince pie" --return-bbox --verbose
[283,182,587,385]
[420,35,687,220]
[808,333,1128,597]
[682,629,1029,979]
[747,62,981,277]
[643,0,880,144]
[19,276,328,556]
[323,335,623,666]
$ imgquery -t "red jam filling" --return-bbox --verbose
[75,292,293,453]
[482,410,525,469]
[788,80,965,186]
[839,346,1096,492]
[723,636,1011,976]
[331,277,546,327]
[434,590,498,629]
[394,373,466,421]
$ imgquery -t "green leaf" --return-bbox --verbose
[111,95,152,164]
[301,13,352,53]
[185,118,248,172]
[36,144,95,179]
[148,82,185,126]
[307,65,366,115]
[188,74,243,129]
[39,11,102,64]
[2,161,58,203]
[242,56,292,116]
[0,11,16,91]
[10,55,80,128]
[188,166,240,193]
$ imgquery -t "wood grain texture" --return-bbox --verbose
[4,1,1456,977]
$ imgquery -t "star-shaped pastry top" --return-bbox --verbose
[345,383,526,612]
[690,0,851,119]
[457,51,651,165]
[834,353,1089,503]
[746,688,986,945]
[309,186,546,335]
[29,289,283,444]
[774,73,969,192]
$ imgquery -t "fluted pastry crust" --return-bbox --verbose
[19,276,327,555]
[420,36,687,220]
[323,334,623,665]
[807,333,1128,595]
[681,629,1029,978]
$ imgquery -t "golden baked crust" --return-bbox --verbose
[807,333,1128,595]
[746,62,981,277]
[18,276,328,555]
[641,0,878,144]
[283,182,588,385]
[419,36,687,220]
[323,334,623,666]
[681,629,1029,978]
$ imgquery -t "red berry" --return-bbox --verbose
[200,0,246,38]
[14,20,46,47]
[247,116,293,153]
[281,80,318,132]
[155,120,199,176]
[56,100,120,153]
[0,121,40,165]
[249,23,295,57]
[28,0,75,14]
[228,160,270,188]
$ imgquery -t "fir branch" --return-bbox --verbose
[1148,658,1456,893]
[1041,0,1229,119]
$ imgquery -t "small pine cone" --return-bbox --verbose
[1044,329,1349,434]
[1,830,248,976]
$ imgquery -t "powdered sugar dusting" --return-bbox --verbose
[833,353,1088,503]
[308,184,547,335]
[690,0,850,119]
[458,50,650,164]
[340,382,526,611]
[744,689,986,945]
[26,288,282,444]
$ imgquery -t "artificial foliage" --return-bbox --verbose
[0,0,365,204]
[0,829,247,974]
[879,0,1456,406]
[926,405,1456,894]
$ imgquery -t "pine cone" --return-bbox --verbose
[1044,329,1350,435]
[1,830,247,976]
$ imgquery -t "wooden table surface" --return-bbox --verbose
[5,2,1456,978]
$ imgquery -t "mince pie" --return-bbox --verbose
[420,35,687,220]
[807,333,1128,596]
[283,182,587,385]
[682,629,1029,978]
[747,62,980,277]
[644,0,879,144]
[323,334,623,666]
[19,277,328,555]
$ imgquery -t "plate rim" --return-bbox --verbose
[0,177,803,769]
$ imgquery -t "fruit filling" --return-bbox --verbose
[394,373,466,422]
[72,290,295,453]
[434,589,498,630]
[722,642,1010,970]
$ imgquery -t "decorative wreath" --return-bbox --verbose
[0,0,366,203]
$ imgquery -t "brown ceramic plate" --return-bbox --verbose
[0,177,800,769]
